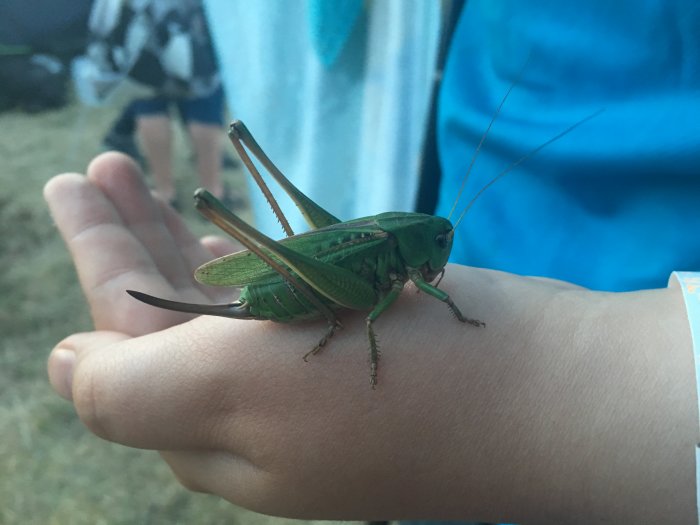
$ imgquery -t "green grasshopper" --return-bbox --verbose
[128,96,600,387]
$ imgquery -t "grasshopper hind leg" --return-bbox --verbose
[366,318,380,388]
[302,319,343,361]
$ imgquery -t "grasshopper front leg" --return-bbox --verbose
[408,268,485,327]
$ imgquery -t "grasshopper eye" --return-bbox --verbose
[435,233,448,249]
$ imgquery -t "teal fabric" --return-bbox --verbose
[203,0,441,237]
[437,0,700,292]
[307,0,363,67]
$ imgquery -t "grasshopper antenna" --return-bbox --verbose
[448,55,532,221]
[453,108,605,230]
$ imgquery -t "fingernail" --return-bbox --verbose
[48,348,76,401]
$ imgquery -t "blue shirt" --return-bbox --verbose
[436,0,700,292]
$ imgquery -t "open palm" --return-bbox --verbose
[44,152,234,335]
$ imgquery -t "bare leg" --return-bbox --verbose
[137,115,175,202]
[188,122,223,198]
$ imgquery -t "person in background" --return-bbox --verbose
[85,0,229,208]
[103,86,227,209]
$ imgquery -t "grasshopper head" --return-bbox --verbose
[379,213,454,282]
[421,219,454,281]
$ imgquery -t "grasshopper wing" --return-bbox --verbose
[196,222,389,287]
[196,190,378,310]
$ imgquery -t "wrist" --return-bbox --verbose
[522,284,696,522]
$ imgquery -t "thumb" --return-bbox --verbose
[48,331,132,401]
[46,321,238,450]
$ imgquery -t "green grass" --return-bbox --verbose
[0,98,353,525]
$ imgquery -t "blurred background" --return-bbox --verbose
[1,0,446,521]
[8,0,692,522]
[0,1,323,523]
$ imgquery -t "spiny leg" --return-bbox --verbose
[227,122,294,236]
[366,280,405,388]
[303,319,343,361]
[230,120,340,230]
[408,268,485,327]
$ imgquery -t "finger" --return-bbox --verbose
[44,173,196,333]
[86,153,195,290]
[200,235,244,258]
[62,312,352,452]
[48,348,76,401]
[48,331,131,401]
[65,318,250,450]
[156,201,231,297]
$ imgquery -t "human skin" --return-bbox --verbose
[137,115,175,202]
[137,116,223,203]
[44,152,697,524]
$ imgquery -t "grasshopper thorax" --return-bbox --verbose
[374,212,454,281]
